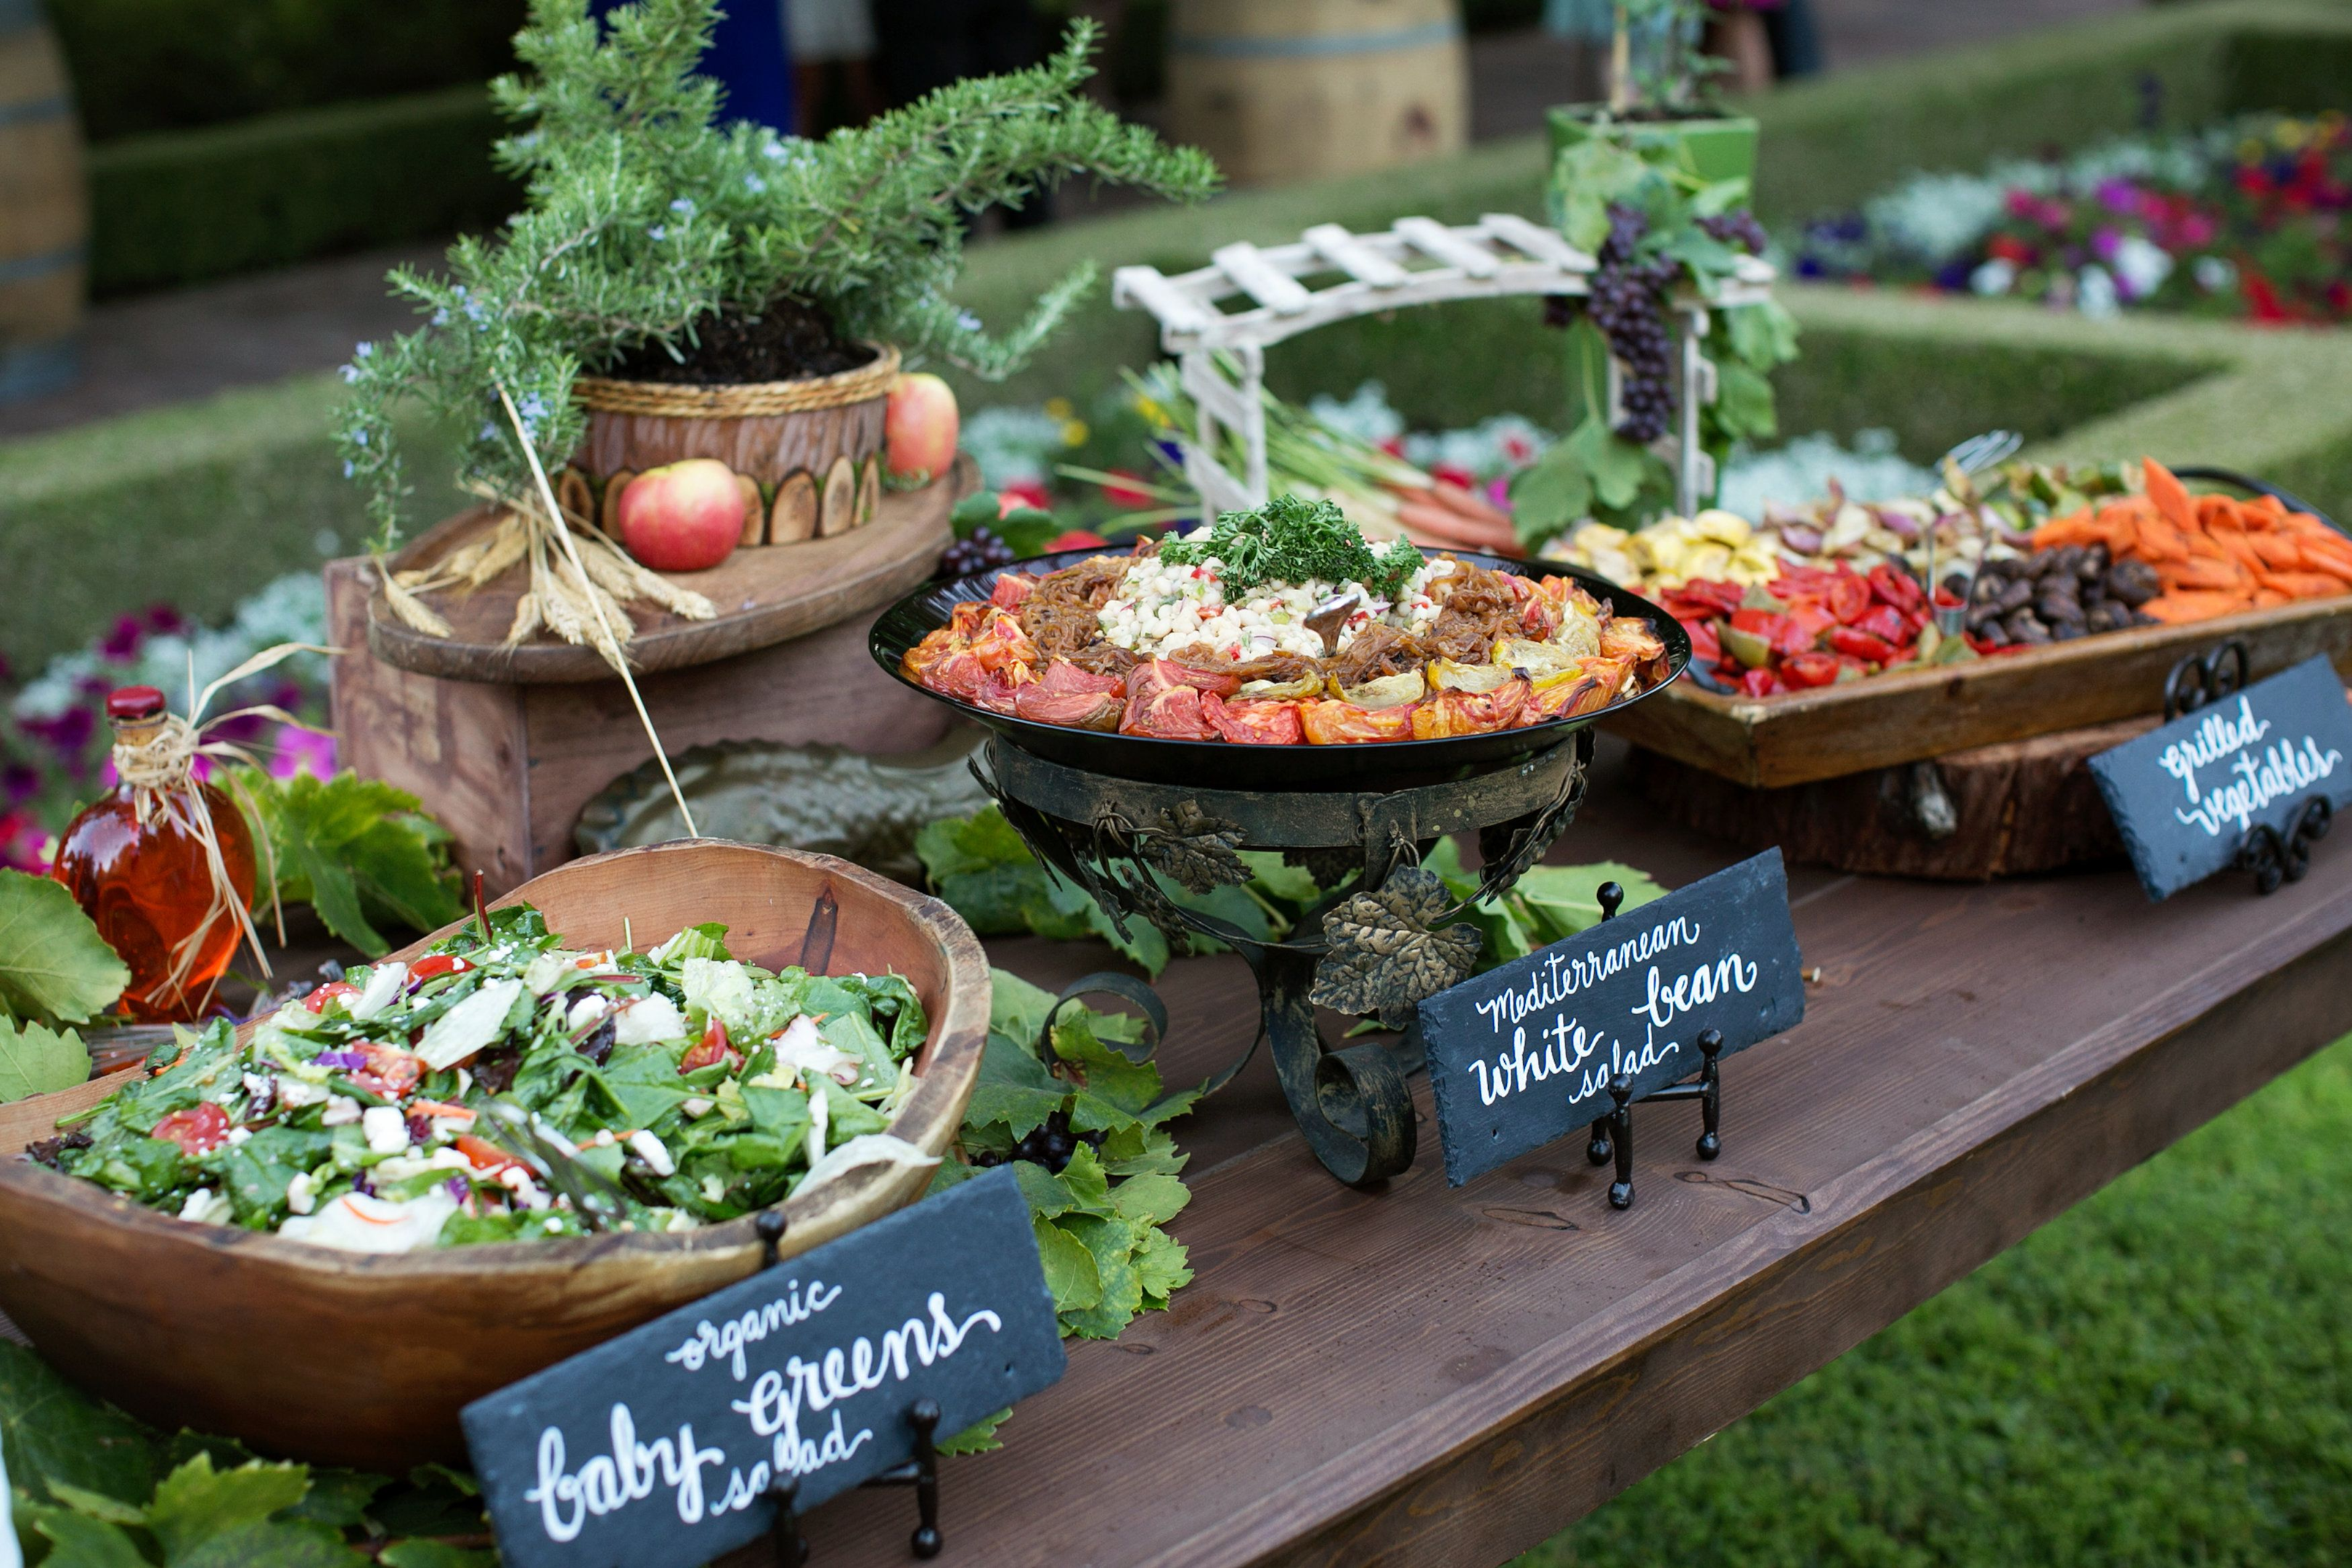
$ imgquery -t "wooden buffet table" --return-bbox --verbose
[770,732,2352,1568]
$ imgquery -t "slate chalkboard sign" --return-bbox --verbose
[2088,653,2352,901]
[1419,849,1806,1188]
[462,1167,1065,1568]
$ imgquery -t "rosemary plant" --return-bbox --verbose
[335,0,1218,550]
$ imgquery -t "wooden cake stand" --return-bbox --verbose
[328,461,971,891]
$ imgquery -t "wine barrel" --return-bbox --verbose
[0,0,86,401]
[1165,0,1468,187]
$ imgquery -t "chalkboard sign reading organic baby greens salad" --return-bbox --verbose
[462,1167,1064,1568]
[2088,654,2352,900]
[1418,850,1806,1188]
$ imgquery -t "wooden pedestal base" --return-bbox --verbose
[1625,717,2154,881]
[325,561,951,894]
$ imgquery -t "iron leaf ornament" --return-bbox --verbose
[1141,802,1251,894]
[1311,866,1482,1028]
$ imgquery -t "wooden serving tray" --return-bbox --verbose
[1602,594,2352,788]
[364,457,971,685]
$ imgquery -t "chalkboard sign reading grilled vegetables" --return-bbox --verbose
[1418,851,1806,1188]
[462,1166,1064,1568]
[2088,653,2352,899]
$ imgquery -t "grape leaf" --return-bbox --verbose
[1509,862,1668,944]
[145,1453,311,1559]
[171,1517,369,1567]
[1110,1173,1191,1228]
[967,1034,1068,1140]
[1057,1214,1146,1339]
[232,771,462,960]
[0,1017,91,1104]
[935,1408,1012,1457]
[1031,1214,1101,1315]
[24,1505,150,1568]
[0,869,128,1028]
[0,1340,157,1508]
[1135,1225,1195,1306]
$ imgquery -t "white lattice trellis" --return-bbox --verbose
[1111,213,1775,520]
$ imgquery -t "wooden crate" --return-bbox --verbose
[1603,595,2352,788]
[327,471,963,892]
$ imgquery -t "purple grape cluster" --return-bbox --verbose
[1591,203,1682,444]
[971,1108,1106,1175]
[940,526,1016,579]
[1699,210,1770,255]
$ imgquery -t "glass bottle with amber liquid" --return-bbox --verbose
[52,686,257,1022]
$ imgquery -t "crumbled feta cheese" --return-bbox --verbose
[278,1077,328,1108]
[286,1172,316,1214]
[225,1127,252,1146]
[322,1095,361,1126]
[626,1129,675,1177]
[178,1188,232,1225]
[805,1082,830,1170]
[362,1105,409,1154]
[592,1128,617,1147]
[565,992,611,1032]
[681,1096,715,1119]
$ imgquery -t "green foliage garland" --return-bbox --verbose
[335,0,1218,549]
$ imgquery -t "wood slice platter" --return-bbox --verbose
[1627,682,2352,880]
[364,457,971,685]
[1602,594,2352,788]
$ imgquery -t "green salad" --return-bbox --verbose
[28,906,931,1251]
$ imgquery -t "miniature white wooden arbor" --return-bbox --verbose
[1111,213,1776,520]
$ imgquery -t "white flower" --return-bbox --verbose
[2194,255,2238,294]
[2076,265,2120,319]
[1969,258,2017,297]
[2112,235,2173,299]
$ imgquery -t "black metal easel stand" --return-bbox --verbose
[2162,640,2337,895]
[1576,883,1726,1209]
[751,1212,947,1563]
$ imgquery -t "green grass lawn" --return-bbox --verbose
[1519,1032,2352,1568]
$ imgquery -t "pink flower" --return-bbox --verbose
[268,724,337,782]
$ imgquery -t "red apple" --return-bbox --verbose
[884,372,959,485]
[615,458,744,573]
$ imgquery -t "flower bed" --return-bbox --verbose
[1792,113,2352,322]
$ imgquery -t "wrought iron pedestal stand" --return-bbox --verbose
[974,730,1596,1188]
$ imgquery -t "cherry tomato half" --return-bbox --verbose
[454,1133,520,1175]
[679,1018,742,1075]
[409,955,474,983]
[303,981,359,1013]
[151,1102,232,1156]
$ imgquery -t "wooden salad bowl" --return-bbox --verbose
[0,840,989,1468]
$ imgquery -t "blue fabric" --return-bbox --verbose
[590,0,796,131]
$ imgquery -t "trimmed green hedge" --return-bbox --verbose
[87,87,517,298]
[50,0,523,142]
[0,378,460,671]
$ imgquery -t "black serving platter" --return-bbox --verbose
[868,546,1691,791]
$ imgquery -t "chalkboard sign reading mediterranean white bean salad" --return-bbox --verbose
[1418,850,1806,1188]
[461,1167,1064,1568]
[2088,653,2352,900]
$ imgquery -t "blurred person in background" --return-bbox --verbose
[595,0,795,129]
[872,0,1054,228]
[786,0,883,134]
[1543,0,1820,92]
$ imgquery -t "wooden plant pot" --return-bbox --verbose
[0,840,989,1468]
[561,342,899,547]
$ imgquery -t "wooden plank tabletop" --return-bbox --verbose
[767,732,2352,1568]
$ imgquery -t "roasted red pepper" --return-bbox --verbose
[1779,650,1841,689]
[1868,564,1923,614]
[1728,607,1785,639]
[1855,603,1913,645]
[1826,572,1871,624]
[1828,626,1899,663]
[1777,605,1839,657]
[1685,619,1723,666]
[1739,667,1782,698]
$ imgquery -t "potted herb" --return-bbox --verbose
[336,0,1217,571]
[1511,0,1794,547]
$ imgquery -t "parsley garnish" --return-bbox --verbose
[1161,494,1424,599]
